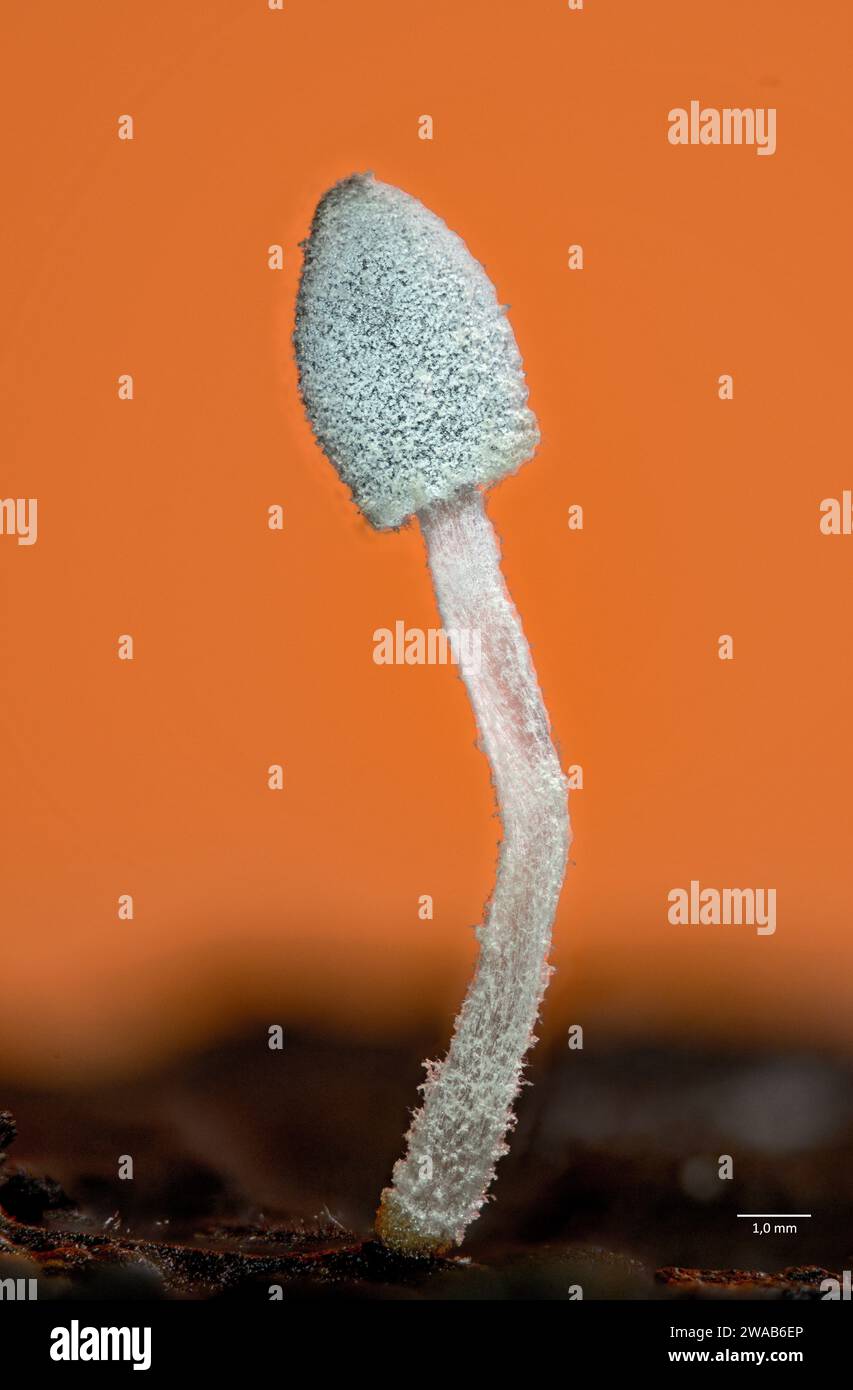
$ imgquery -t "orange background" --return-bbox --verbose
[1,0,850,1084]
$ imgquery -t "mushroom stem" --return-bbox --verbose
[376,484,570,1255]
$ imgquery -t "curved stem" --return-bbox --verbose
[375,485,570,1254]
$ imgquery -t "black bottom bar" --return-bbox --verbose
[2,1295,851,1377]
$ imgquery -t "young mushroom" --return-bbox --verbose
[293,173,571,1255]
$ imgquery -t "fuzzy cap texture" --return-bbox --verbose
[294,173,540,529]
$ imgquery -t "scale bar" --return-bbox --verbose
[737,1213,811,1218]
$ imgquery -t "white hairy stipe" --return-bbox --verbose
[376,487,570,1254]
[294,173,539,529]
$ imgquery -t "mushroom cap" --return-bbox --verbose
[294,173,540,530]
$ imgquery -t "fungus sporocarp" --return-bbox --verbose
[294,173,571,1255]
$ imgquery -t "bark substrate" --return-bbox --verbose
[0,1207,840,1301]
[2,1037,851,1300]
